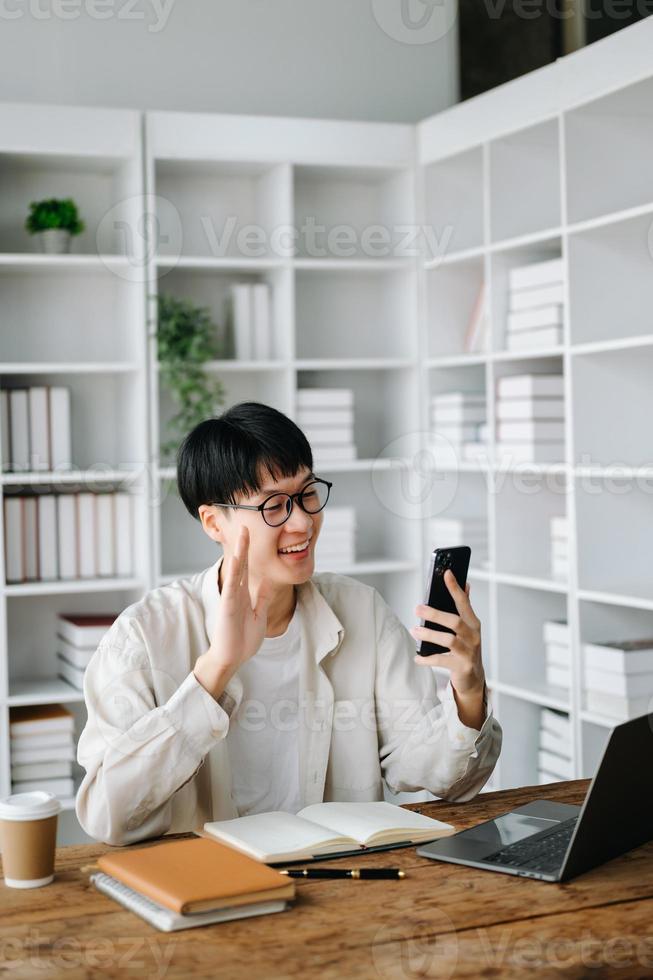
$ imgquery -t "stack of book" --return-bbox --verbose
[4,490,133,584]
[427,517,488,566]
[1,386,71,472]
[550,516,569,580]
[429,392,487,461]
[230,282,273,360]
[57,613,118,691]
[495,373,565,463]
[506,258,564,351]
[10,704,76,800]
[297,389,357,465]
[582,637,653,720]
[315,507,356,570]
[538,708,573,784]
[544,619,571,690]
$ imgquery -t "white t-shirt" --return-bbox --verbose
[227,606,302,817]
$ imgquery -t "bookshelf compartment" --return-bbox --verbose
[295,268,415,360]
[157,264,291,362]
[296,367,417,463]
[1,371,146,471]
[423,147,484,255]
[293,165,413,261]
[155,160,290,260]
[565,75,653,223]
[576,477,653,602]
[0,269,143,364]
[494,470,567,581]
[496,584,569,702]
[158,477,221,581]
[488,240,563,353]
[489,119,561,243]
[572,346,653,468]
[568,213,653,346]
[0,153,138,256]
[425,257,486,358]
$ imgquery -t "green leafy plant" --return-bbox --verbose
[157,293,226,462]
[25,198,85,236]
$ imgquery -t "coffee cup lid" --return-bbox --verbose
[0,791,61,821]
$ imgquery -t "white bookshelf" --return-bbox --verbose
[417,18,653,793]
[0,104,150,845]
[2,17,653,841]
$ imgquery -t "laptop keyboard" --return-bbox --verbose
[483,816,579,875]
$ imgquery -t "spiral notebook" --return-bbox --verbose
[91,873,290,932]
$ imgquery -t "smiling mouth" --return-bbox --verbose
[278,537,312,555]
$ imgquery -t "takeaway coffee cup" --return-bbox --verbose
[0,791,61,888]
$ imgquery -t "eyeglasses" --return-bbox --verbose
[213,478,333,527]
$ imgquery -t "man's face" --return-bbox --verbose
[205,465,324,587]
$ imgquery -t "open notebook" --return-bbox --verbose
[202,801,455,863]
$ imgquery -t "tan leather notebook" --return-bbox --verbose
[97,837,295,915]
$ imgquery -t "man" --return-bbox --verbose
[76,402,501,845]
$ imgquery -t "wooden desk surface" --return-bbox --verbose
[1,780,652,979]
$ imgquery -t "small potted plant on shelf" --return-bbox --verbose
[25,198,85,254]
[157,293,227,464]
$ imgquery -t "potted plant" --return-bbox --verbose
[157,293,227,463]
[25,198,85,254]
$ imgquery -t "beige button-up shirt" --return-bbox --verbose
[76,556,502,845]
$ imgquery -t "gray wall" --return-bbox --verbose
[0,0,459,123]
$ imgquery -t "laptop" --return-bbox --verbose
[417,712,653,882]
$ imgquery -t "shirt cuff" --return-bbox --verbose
[163,671,243,756]
[441,678,494,750]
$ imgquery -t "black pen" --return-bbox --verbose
[280,868,405,879]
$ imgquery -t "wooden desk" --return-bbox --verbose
[1,779,652,978]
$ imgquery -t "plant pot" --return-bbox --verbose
[37,230,72,254]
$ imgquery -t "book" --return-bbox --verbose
[203,801,455,863]
[57,613,117,647]
[507,305,563,333]
[231,284,252,360]
[498,421,565,442]
[37,493,58,580]
[496,398,564,421]
[56,637,96,669]
[97,837,295,915]
[539,729,571,757]
[9,703,74,736]
[583,639,653,675]
[585,689,651,721]
[297,388,353,408]
[252,283,271,360]
[11,777,75,797]
[96,493,115,576]
[9,389,29,471]
[10,759,73,781]
[77,493,96,578]
[543,620,569,646]
[584,667,653,698]
[496,442,565,463]
[431,392,485,406]
[23,496,39,580]
[0,389,10,470]
[545,642,571,667]
[506,326,563,351]
[28,387,50,471]
[296,408,354,427]
[57,654,85,691]
[114,492,133,576]
[57,494,78,579]
[509,257,563,291]
[49,387,71,470]
[510,282,564,311]
[546,664,570,688]
[91,873,289,933]
[497,374,564,400]
[540,707,570,739]
[537,749,572,780]
[432,404,486,424]
[10,744,76,765]
[431,423,480,444]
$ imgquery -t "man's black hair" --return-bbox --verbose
[177,401,314,519]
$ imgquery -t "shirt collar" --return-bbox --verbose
[200,555,344,665]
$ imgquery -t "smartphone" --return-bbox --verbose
[416,546,471,656]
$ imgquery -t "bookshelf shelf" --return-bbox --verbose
[7,679,86,706]
[1,469,141,486]
[4,578,142,597]
[0,363,139,375]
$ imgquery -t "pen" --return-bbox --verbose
[280,868,405,879]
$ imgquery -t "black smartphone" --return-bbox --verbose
[416,546,471,656]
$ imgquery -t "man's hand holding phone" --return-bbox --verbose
[194,525,272,702]
[410,570,487,730]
